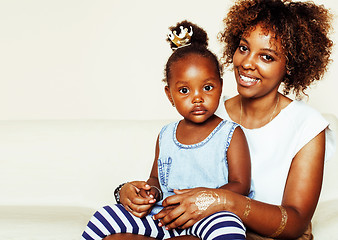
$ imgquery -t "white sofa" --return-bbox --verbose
[1,115,337,240]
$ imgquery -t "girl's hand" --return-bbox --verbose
[153,188,224,230]
[139,186,161,203]
[120,181,157,218]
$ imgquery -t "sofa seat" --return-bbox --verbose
[0,115,337,239]
[0,206,93,240]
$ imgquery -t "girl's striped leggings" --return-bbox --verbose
[82,204,246,240]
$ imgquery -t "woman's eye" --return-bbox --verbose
[203,85,214,91]
[262,54,274,62]
[238,45,248,52]
[179,88,189,94]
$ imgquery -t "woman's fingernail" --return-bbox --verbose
[158,222,163,227]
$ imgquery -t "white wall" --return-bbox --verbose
[0,0,337,121]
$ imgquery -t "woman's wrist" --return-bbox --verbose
[243,197,252,219]
[216,188,240,214]
[205,188,228,213]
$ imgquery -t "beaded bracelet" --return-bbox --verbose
[269,205,288,238]
[114,182,127,204]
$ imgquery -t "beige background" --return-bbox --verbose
[0,0,337,121]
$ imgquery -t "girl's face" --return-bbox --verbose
[233,24,287,99]
[165,54,222,124]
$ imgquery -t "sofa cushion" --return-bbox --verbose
[0,205,93,240]
[312,199,338,239]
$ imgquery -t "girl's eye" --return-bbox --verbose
[179,87,189,94]
[203,85,214,91]
[262,54,274,62]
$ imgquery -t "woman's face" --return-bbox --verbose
[233,24,287,99]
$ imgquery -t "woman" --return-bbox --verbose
[107,0,335,239]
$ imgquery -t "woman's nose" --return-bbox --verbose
[242,54,256,70]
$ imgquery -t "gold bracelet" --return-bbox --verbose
[270,205,288,238]
[243,197,252,219]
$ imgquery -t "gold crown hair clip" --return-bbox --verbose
[168,26,193,49]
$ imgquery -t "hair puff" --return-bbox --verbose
[164,20,222,85]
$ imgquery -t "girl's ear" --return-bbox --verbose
[165,86,175,107]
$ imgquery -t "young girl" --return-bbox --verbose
[152,1,335,239]
[82,20,252,240]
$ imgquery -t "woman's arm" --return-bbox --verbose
[220,130,325,238]
[156,130,325,239]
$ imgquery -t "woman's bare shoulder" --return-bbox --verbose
[224,96,240,120]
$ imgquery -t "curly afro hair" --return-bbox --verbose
[219,0,333,97]
[164,20,222,85]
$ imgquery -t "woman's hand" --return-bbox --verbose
[120,181,157,218]
[153,188,224,230]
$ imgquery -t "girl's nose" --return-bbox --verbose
[192,91,204,103]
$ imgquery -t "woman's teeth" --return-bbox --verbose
[241,75,258,82]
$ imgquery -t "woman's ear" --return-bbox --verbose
[165,86,175,107]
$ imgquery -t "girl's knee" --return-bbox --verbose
[83,205,126,239]
[197,211,246,240]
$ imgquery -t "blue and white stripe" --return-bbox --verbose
[82,204,246,240]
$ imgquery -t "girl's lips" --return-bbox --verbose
[191,106,207,115]
[192,110,207,115]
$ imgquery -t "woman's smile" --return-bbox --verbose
[238,70,261,86]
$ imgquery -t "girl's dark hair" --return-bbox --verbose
[219,0,333,97]
[164,20,222,85]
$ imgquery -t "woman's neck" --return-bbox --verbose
[227,93,291,129]
[241,94,279,127]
